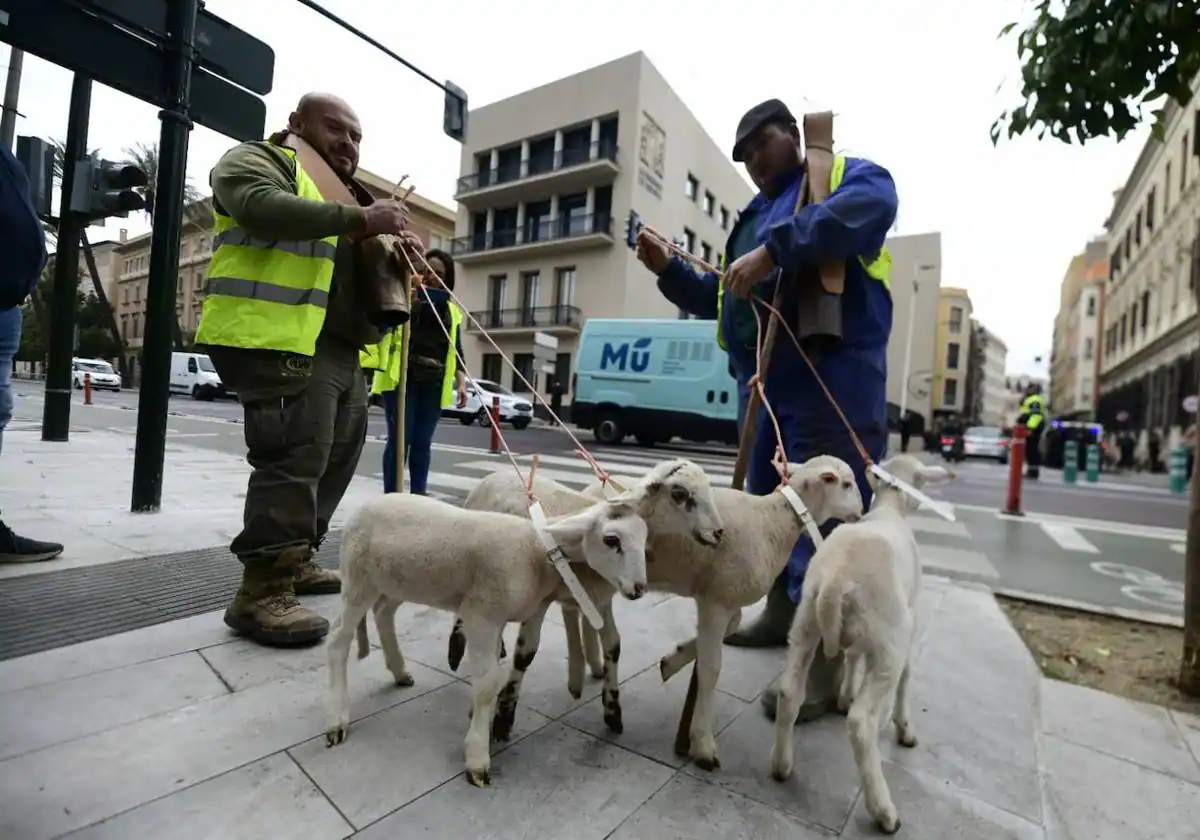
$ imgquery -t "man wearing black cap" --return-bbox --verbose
[637,99,897,724]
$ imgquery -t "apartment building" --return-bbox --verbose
[1098,77,1200,449]
[964,320,1008,427]
[110,178,454,377]
[448,51,753,395]
[931,287,973,420]
[1049,239,1106,420]
[882,232,942,432]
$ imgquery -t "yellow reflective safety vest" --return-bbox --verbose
[195,142,337,357]
[716,154,893,351]
[364,303,464,408]
[1020,394,1046,431]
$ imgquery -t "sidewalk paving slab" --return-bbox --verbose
[2,572,1198,839]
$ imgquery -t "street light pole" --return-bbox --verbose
[899,263,936,421]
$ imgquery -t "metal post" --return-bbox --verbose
[489,396,501,453]
[41,74,92,443]
[1003,423,1027,516]
[0,48,24,150]
[1171,447,1189,495]
[130,0,198,512]
[1085,443,1101,482]
[1062,440,1078,484]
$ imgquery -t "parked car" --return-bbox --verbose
[71,358,121,392]
[445,378,534,430]
[1044,421,1106,470]
[961,425,1010,464]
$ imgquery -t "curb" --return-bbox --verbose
[994,587,1182,628]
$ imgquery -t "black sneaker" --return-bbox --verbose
[0,520,65,563]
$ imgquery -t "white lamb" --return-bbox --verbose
[442,458,724,739]
[769,454,954,834]
[556,455,865,771]
[324,491,652,787]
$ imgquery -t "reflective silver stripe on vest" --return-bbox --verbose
[207,276,330,308]
[214,227,338,260]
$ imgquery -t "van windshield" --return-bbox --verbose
[197,356,216,373]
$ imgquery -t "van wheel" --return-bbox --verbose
[635,435,659,448]
[191,385,202,400]
[512,418,530,431]
[476,407,493,428]
[594,411,625,445]
[459,414,475,426]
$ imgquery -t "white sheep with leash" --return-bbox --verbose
[440,458,724,739]
[549,454,864,771]
[324,490,653,787]
[769,453,955,834]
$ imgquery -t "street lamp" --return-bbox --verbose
[898,262,938,422]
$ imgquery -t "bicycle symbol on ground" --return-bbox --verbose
[1089,562,1184,611]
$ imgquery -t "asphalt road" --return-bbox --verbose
[8,379,1187,530]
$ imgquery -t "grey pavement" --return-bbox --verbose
[1,575,1198,839]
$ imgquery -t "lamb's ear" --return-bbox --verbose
[802,469,839,494]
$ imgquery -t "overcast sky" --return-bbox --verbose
[4,0,1147,376]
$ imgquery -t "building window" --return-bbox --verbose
[719,206,729,230]
[1085,294,1096,316]
[1183,134,1190,190]
[519,271,540,325]
[513,353,534,393]
[683,227,696,254]
[554,267,575,309]
[942,377,958,406]
[487,274,507,325]
[948,306,963,334]
[716,252,725,271]
[1146,188,1155,231]
[1130,303,1138,337]
[1083,337,1093,360]
[1140,291,1150,329]
[946,342,961,370]
[1165,162,1172,212]
[685,174,698,201]
[703,191,715,216]
[482,353,502,384]
[701,242,712,265]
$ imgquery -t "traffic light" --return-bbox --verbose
[443,81,468,142]
[69,153,148,221]
[625,209,643,249]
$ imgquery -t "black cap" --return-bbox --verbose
[732,99,796,162]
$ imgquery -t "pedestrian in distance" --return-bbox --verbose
[637,98,898,725]
[195,91,422,648]
[0,139,65,564]
[361,249,467,496]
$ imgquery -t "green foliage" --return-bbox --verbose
[17,264,122,363]
[993,0,1200,144]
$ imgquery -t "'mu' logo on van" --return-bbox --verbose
[600,337,652,373]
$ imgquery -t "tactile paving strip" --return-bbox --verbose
[0,533,343,662]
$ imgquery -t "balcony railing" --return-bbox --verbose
[469,305,583,331]
[451,212,612,256]
[456,140,619,193]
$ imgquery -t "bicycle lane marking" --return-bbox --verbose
[1089,561,1184,612]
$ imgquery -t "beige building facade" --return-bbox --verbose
[932,287,974,418]
[449,51,753,395]
[1049,239,1106,419]
[1098,74,1200,455]
[883,232,943,431]
[109,177,454,376]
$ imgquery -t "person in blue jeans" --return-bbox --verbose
[364,249,467,494]
[0,144,64,563]
[638,99,897,724]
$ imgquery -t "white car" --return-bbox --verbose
[445,378,535,430]
[72,358,121,392]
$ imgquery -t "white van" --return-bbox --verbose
[71,358,121,392]
[169,352,230,401]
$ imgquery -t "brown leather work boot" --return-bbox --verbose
[223,550,330,647]
[294,552,342,596]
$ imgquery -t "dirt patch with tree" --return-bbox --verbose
[999,596,1200,717]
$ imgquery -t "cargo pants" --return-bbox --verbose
[212,333,369,563]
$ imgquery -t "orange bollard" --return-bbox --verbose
[1003,423,1026,516]
[83,372,93,405]
[489,395,501,454]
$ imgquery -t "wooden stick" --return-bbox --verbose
[394,270,414,493]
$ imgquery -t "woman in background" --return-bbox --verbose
[363,248,467,494]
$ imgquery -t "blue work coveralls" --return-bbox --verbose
[657,158,898,604]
